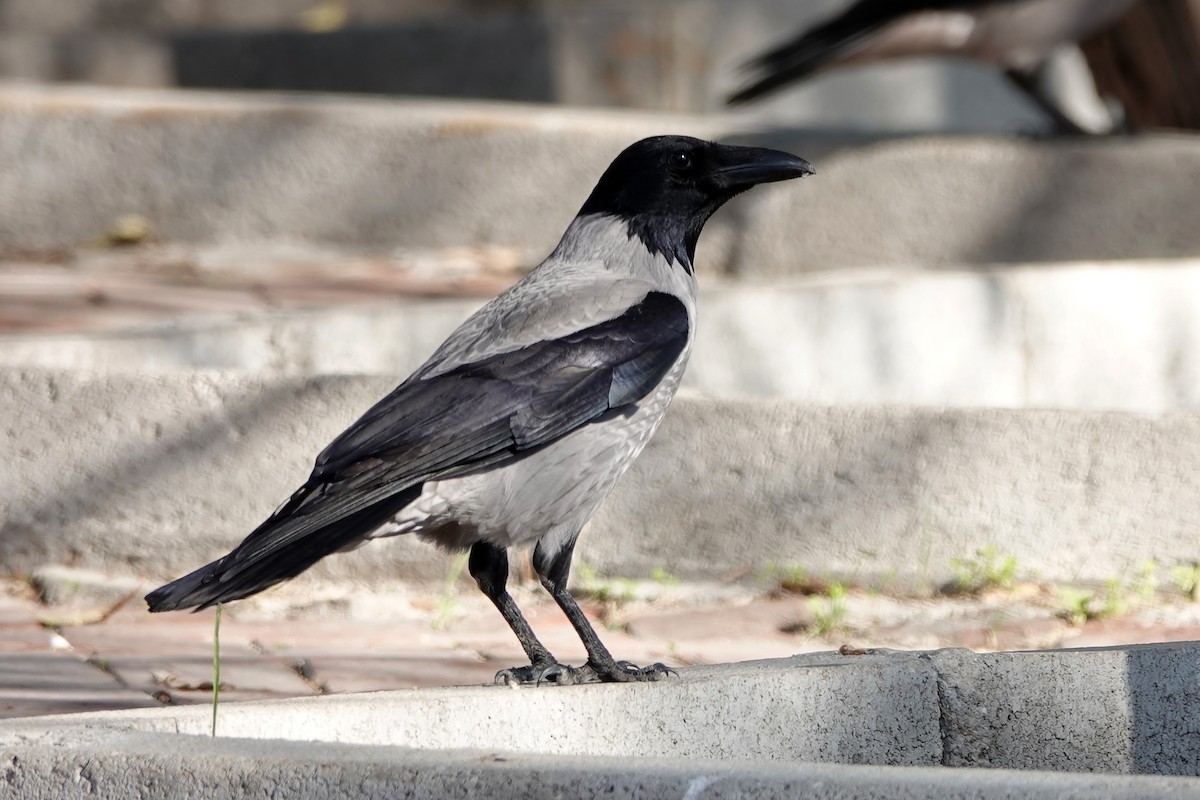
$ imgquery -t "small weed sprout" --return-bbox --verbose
[950,545,1019,594]
[1130,560,1159,601]
[1098,577,1129,619]
[211,603,222,738]
[1058,586,1095,626]
[649,567,680,587]
[757,561,812,594]
[807,582,848,636]
[574,562,636,606]
[1170,562,1200,602]
[756,561,783,587]
[1058,579,1130,627]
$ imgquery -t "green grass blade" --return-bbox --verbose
[212,603,222,737]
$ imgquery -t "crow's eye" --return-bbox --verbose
[669,151,693,169]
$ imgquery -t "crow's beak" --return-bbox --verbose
[711,145,815,189]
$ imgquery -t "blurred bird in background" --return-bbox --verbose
[728,0,1140,134]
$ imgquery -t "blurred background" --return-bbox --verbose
[3,0,1200,715]
[0,0,1197,129]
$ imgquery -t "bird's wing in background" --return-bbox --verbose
[146,290,689,610]
[729,0,994,103]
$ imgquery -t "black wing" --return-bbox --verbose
[728,0,991,104]
[146,291,689,611]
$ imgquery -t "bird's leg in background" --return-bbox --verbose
[468,541,560,684]
[533,538,673,684]
[1004,66,1089,135]
[1003,45,1126,137]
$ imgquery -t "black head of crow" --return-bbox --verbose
[579,135,814,268]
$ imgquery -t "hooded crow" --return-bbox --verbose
[728,0,1137,133]
[146,135,814,685]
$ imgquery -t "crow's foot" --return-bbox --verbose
[581,659,676,683]
[493,659,675,686]
[493,661,596,687]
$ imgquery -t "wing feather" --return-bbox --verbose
[146,290,689,611]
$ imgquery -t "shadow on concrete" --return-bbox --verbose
[962,138,1200,265]
[592,402,937,589]
[1,375,358,577]
[169,20,555,103]
[1127,642,1200,775]
[719,127,1200,270]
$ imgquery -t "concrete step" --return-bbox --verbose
[1,85,1198,271]
[4,369,1199,589]
[3,645,1200,797]
[3,260,1199,411]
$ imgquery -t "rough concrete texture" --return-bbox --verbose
[1,85,1198,271]
[54,652,945,763]
[928,646,1200,775]
[4,646,1200,797]
[5,260,1200,411]
[3,369,1200,588]
[5,738,1198,800]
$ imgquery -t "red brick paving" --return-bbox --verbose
[4,576,1200,720]
[0,246,520,334]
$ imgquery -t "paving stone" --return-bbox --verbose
[0,626,56,655]
[305,653,499,693]
[0,247,517,335]
[100,654,315,707]
[0,653,160,719]
[0,591,37,622]
[624,596,812,642]
[59,616,252,654]
[669,639,814,667]
[0,595,57,655]
[873,613,1074,652]
[212,617,438,655]
[1062,618,1200,649]
[52,611,317,706]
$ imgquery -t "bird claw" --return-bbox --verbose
[494,666,533,686]
[598,660,675,682]
[535,663,584,687]
[493,659,675,686]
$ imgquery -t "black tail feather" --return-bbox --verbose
[145,483,422,612]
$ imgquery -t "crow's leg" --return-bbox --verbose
[532,538,674,684]
[469,541,562,685]
[1003,44,1131,138]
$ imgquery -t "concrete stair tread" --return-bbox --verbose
[4,257,1199,412]
[5,644,1200,796]
[2,85,1198,271]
